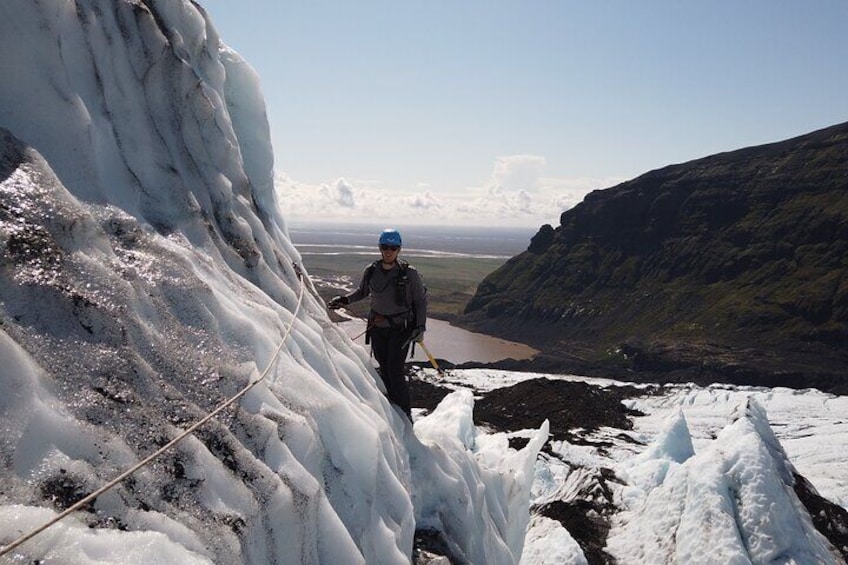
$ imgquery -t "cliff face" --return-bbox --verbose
[461,122,848,392]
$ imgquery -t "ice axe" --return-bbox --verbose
[417,340,446,377]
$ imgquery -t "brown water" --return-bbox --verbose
[340,317,538,364]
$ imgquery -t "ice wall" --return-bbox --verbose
[0,1,543,563]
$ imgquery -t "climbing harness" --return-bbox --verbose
[0,263,308,559]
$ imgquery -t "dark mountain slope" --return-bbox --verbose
[460,122,848,393]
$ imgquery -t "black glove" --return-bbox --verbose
[328,295,348,310]
[403,326,425,348]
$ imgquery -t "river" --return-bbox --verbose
[336,316,538,364]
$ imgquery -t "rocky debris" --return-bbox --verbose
[472,378,644,445]
[412,529,460,565]
[793,473,848,562]
[409,371,848,563]
[534,499,614,565]
[408,371,455,413]
[409,373,642,563]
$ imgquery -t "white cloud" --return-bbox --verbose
[491,155,546,192]
[273,159,626,227]
[517,189,532,213]
[406,191,443,211]
[329,178,356,208]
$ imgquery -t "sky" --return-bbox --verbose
[201,1,848,228]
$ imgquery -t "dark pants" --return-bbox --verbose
[369,326,412,419]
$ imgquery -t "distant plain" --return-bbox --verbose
[290,223,535,320]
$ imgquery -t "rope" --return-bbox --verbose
[0,264,307,559]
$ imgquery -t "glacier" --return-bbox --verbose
[1,1,846,564]
[0,1,544,563]
[609,401,834,563]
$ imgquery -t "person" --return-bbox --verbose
[328,228,427,420]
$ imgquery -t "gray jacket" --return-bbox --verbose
[345,260,427,330]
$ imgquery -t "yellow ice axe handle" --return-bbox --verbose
[418,341,445,376]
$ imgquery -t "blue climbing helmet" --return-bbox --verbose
[378,228,402,247]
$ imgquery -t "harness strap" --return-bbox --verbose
[370,310,412,327]
[364,259,410,308]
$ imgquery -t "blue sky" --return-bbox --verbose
[202,1,848,228]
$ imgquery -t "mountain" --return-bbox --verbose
[460,122,848,394]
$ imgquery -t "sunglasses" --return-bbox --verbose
[379,245,400,251]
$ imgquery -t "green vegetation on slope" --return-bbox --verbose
[459,122,848,392]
